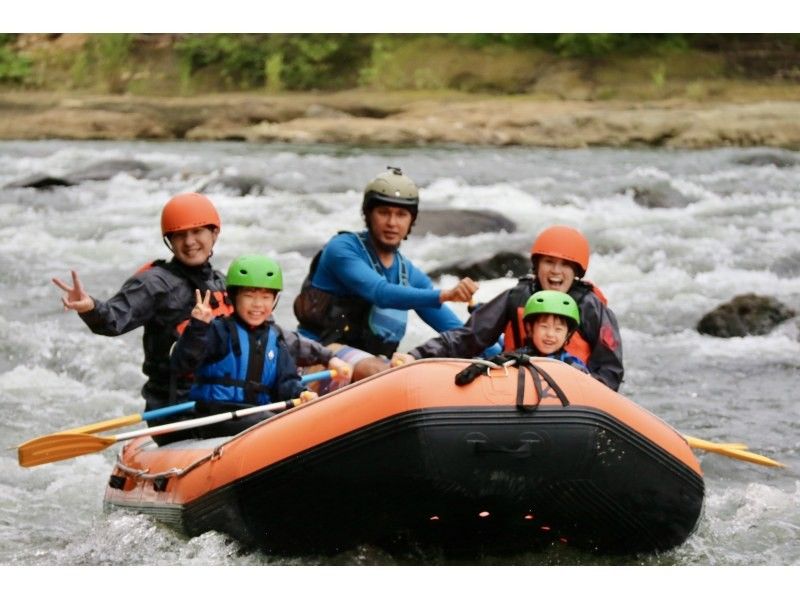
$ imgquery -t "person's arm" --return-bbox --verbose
[170,290,224,376]
[274,337,310,401]
[407,265,469,333]
[170,318,212,376]
[409,289,511,359]
[274,322,334,366]
[580,298,624,390]
[64,271,163,337]
[317,235,476,310]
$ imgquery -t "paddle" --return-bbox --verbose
[18,396,312,468]
[51,369,337,437]
[683,435,785,468]
[62,401,197,435]
[17,369,337,467]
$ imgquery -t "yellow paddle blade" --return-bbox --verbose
[684,435,785,468]
[18,432,117,468]
[62,414,142,435]
[684,436,748,451]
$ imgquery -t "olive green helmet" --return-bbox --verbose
[523,290,580,330]
[226,255,283,291]
[362,166,419,219]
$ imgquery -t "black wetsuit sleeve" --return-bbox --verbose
[409,289,512,359]
[274,337,307,401]
[79,274,163,336]
[170,318,227,376]
[274,322,335,367]
[580,295,624,390]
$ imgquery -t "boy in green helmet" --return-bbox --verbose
[519,290,588,373]
[170,255,318,438]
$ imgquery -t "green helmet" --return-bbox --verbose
[226,255,283,291]
[362,166,419,218]
[523,290,580,330]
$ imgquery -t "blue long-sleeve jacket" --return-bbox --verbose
[297,231,463,354]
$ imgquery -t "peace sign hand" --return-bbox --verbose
[191,289,214,323]
[52,270,95,313]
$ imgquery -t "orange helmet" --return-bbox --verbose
[530,225,590,277]
[160,192,221,236]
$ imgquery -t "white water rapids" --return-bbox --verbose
[1,140,798,568]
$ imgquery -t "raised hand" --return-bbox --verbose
[191,289,214,323]
[440,276,479,304]
[52,270,95,313]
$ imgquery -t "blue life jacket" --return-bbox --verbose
[352,231,410,349]
[189,318,280,405]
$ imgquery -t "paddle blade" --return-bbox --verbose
[18,433,117,468]
[684,436,748,451]
[684,435,785,468]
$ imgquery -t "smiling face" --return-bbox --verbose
[367,205,414,253]
[535,255,577,293]
[234,287,276,327]
[168,226,219,267]
[525,313,570,356]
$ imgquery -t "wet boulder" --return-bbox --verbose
[199,175,271,196]
[428,251,530,281]
[697,293,796,337]
[619,184,695,209]
[4,172,75,189]
[65,159,150,182]
[412,209,516,237]
[733,152,799,168]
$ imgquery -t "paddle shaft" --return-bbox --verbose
[18,397,306,467]
[114,399,300,441]
[56,370,335,436]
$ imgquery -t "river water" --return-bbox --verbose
[0,140,798,570]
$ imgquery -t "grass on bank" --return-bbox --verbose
[3,33,800,102]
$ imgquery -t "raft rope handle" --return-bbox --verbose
[486,358,516,378]
[114,451,215,480]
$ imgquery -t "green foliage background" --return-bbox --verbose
[3,33,800,95]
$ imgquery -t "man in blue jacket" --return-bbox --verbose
[294,166,478,381]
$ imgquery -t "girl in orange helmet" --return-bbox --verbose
[53,193,347,443]
[397,225,624,391]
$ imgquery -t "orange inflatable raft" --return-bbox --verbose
[103,358,704,555]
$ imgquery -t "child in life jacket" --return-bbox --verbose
[519,290,588,373]
[171,255,317,438]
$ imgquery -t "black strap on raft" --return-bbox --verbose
[454,352,570,411]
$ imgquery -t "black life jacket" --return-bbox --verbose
[138,259,232,395]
